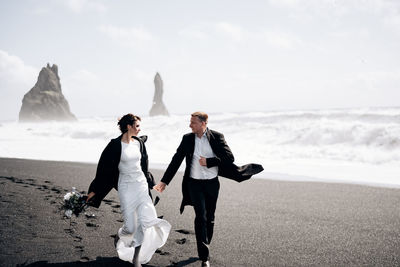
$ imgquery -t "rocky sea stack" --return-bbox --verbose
[149,72,169,116]
[19,63,77,122]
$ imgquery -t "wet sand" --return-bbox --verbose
[0,157,399,266]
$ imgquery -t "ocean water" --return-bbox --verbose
[0,107,399,187]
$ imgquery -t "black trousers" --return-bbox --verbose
[187,177,220,261]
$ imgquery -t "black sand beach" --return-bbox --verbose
[1,157,400,266]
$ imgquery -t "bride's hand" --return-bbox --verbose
[153,182,166,193]
[87,192,95,202]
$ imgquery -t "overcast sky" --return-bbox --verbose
[1,0,399,121]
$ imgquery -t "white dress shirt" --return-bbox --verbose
[190,130,218,180]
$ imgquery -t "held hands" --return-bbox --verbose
[153,181,167,193]
[199,156,207,166]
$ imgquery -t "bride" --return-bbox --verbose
[86,113,170,266]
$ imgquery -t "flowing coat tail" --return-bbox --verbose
[179,162,264,213]
[218,162,264,182]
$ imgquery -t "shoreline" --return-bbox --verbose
[2,156,400,190]
[1,157,400,266]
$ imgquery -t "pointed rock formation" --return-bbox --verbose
[149,72,169,116]
[19,63,77,122]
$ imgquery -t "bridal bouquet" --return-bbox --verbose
[62,187,88,218]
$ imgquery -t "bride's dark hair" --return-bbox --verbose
[118,113,141,133]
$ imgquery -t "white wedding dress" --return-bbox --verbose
[116,140,171,264]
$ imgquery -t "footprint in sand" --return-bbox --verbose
[73,235,83,242]
[51,187,62,193]
[75,245,84,252]
[80,256,90,262]
[175,229,194,235]
[102,199,114,204]
[86,222,99,228]
[155,249,170,255]
[85,213,96,219]
[168,260,181,266]
[64,228,74,234]
[176,238,187,244]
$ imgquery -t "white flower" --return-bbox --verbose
[64,192,73,201]
[65,209,73,218]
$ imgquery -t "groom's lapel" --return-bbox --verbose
[206,128,218,152]
[188,133,195,155]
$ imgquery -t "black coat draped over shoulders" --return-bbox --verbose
[88,134,155,208]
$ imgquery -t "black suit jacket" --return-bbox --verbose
[88,135,155,208]
[161,128,264,213]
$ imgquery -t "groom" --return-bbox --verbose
[154,112,263,267]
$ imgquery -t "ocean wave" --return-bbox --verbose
[0,107,399,186]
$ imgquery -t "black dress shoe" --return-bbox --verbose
[201,260,210,267]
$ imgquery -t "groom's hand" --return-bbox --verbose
[199,156,207,166]
[154,181,166,193]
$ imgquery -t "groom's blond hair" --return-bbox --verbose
[191,111,208,123]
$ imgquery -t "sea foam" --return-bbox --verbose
[0,107,399,187]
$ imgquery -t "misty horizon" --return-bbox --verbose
[1,1,400,121]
